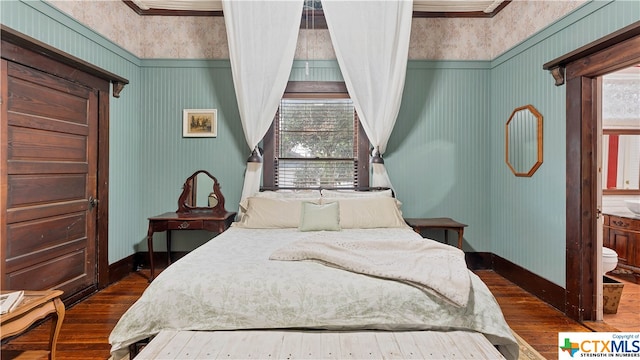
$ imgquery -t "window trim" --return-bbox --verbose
[263,81,369,189]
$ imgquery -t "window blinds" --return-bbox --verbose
[275,98,359,188]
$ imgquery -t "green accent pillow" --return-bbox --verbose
[299,201,341,231]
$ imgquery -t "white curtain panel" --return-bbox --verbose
[322,0,413,188]
[222,0,304,212]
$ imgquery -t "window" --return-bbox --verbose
[263,82,369,189]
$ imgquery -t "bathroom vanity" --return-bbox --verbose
[603,213,640,283]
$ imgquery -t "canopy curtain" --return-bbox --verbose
[222,0,304,213]
[321,0,413,188]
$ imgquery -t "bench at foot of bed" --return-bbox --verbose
[132,329,505,359]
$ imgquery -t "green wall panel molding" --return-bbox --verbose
[141,59,232,68]
[492,0,639,69]
[407,60,491,70]
[1,0,140,69]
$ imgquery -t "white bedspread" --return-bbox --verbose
[109,227,518,360]
[269,233,470,307]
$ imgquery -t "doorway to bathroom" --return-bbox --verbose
[544,21,640,323]
[598,64,640,327]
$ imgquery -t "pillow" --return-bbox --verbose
[321,197,407,229]
[240,190,322,213]
[299,201,341,232]
[237,197,320,228]
[321,189,393,198]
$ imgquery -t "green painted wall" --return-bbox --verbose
[2,1,639,288]
[137,61,247,251]
[488,0,640,287]
[391,62,491,249]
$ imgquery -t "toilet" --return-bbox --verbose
[602,247,618,275]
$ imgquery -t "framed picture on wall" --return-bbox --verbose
[183,109,217,137]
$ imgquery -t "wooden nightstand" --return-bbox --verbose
[147,170,236,282]
[404,218,468,249]
[147,211,236,282]
[0,290,65,360]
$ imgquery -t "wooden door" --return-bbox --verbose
[1,59,98,297]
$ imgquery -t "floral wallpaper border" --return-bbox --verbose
[48,0,586,61]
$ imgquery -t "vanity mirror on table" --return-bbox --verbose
[505,104,543,177]
[178,170,228,214]
[146,170,236,281]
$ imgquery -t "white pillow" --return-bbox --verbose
[321,197,407,229]
[321,189,393,198]
[240,190,322,214]
[237,197,320,228]
[299,201,341,232]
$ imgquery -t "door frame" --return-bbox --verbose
[1,25,128,295]
[544,21,640,321]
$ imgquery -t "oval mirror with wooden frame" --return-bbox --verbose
[506,104,543,177]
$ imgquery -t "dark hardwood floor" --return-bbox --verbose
[1,269,636,359]
[478,271,593,359]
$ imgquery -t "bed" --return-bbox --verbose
[109,190,518,360]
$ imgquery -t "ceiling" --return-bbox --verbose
[125,0,510,18]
